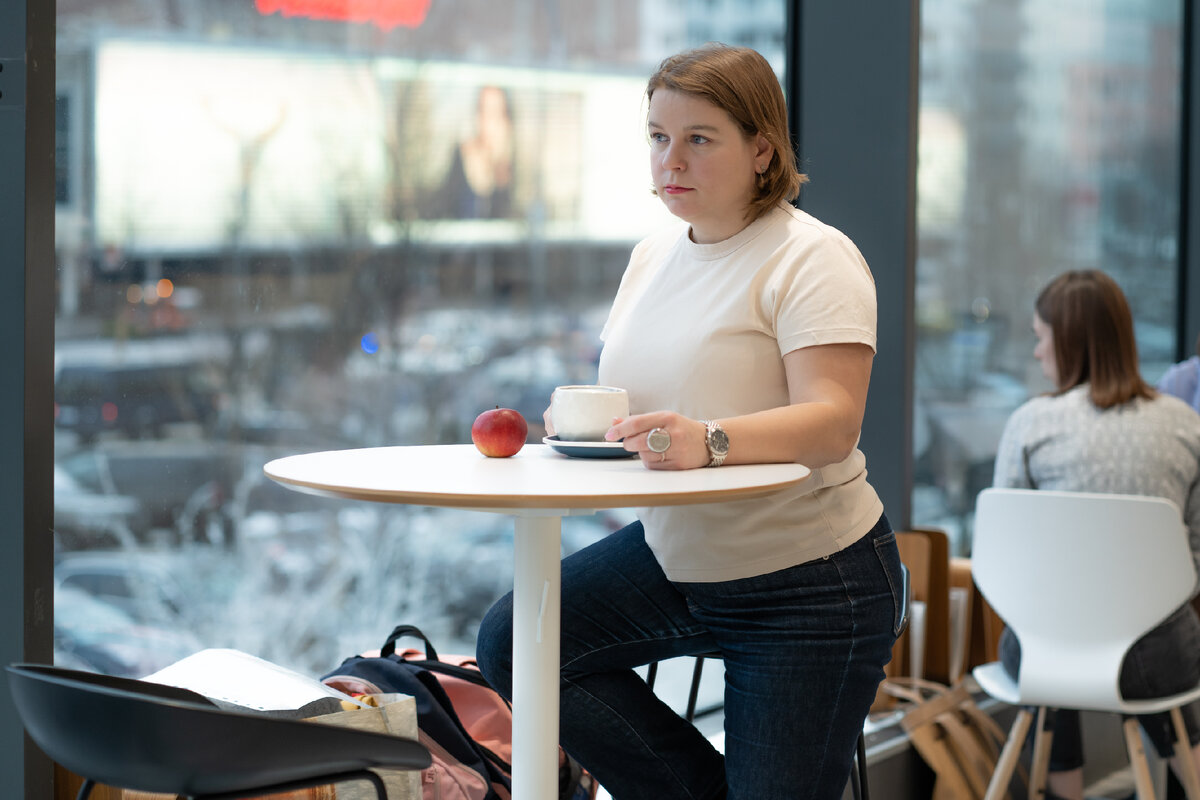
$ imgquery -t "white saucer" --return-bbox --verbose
[543,435,636,459]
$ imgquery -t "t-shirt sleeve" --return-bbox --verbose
[769,232,878,356]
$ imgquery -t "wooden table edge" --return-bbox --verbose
[263,470,809,510]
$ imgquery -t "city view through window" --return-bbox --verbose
[912,0,1182,552]
[52,0,784,712]
[53,0,1186,719]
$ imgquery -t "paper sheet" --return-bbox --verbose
[143,648,365,711]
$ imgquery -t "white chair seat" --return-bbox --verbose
[971,661,1020,707]
[973,661,1200,717]
[1119,687,1200,718]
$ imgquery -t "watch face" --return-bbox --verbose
[709,427,730,455]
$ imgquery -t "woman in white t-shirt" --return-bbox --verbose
[477,44,903,799]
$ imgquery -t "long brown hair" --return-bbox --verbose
[646,43,806,221]
[1035,269,1154,409]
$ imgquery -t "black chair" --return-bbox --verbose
[7,663,431,800]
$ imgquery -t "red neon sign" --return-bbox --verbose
[254,0,432,31]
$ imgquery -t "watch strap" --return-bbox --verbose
[701,419,729,467]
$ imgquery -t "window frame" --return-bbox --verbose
[3,0,56,796]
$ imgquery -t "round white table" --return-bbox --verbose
[265,443,811,800]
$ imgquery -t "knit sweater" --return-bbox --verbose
[992,383,1200,577]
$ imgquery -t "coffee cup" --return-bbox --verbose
[550,385,629,442]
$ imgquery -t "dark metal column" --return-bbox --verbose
[0,0,56,796]
[790,0,920,528]
[1181,1,1200,358]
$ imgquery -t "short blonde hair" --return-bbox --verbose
[647,43,807,221]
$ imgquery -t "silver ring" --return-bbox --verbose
[647,427,671,453]
[658,451,665,463]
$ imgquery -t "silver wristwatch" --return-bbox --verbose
[701,420,730,467]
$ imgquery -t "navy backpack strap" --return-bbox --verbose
[381,625,508,701]
[381,624,440,661]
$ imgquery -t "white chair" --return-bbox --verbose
[971,487,1200,800]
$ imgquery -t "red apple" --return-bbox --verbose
[471,407,528,457]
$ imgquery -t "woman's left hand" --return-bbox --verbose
[605,413,709,470]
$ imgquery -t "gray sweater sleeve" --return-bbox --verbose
[1184,476,1200,593]
[992,404,1035,489]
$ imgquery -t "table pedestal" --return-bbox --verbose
[511,512,565,800]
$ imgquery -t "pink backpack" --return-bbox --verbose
[391,648,514,770]
[324,625,596,800]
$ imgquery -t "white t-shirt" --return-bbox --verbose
[598,202,885,581]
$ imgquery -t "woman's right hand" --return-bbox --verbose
[606,412,709,470]
[543,403,556,437]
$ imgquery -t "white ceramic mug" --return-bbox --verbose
[550,385,629,442]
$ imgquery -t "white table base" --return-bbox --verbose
[511,512,567,800]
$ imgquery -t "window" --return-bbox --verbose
[53,1,784,721]
[913,0,1183,551]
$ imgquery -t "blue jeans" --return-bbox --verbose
[476,515,902,800]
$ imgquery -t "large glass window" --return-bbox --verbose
[913,0,1183,551]
[52,0,783,718]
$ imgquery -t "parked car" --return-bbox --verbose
[53,465,146,551]
[54,335,230,442]
[53,584,203,678]
[56,440,248,544]
[55,551,193,627]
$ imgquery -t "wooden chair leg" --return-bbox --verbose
[1124,717,1159,800]
[984,708,1034,800]
[1170,707,1200,800]
[1028,707,1055,800]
